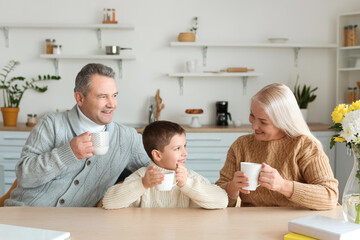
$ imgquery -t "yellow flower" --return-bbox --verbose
[349,100,360,112]
[333,137,346,142]
[331,104,348,123]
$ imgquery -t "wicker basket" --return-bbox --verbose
[178,32,196,42]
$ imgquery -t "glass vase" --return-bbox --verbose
[342,145,360,224]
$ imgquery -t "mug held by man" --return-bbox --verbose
[91,131,109,155]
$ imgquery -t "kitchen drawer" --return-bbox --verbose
[4,171,16,184]
[186,146,229,154]
[0,159,17,171]
[0,131,30,146]
[186,133,245,147]
[187,152,227,162]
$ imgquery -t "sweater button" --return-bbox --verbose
[59,199,65,204]
[87,160,91,166]
[74,180,79,185]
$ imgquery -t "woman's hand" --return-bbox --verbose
[142,166,164,189]
[258,163,294,198]
[226,171,251,198]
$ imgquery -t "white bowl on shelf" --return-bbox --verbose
[268,38,288,43]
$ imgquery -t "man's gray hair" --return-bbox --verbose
[74,63,115,96]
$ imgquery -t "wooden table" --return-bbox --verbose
[0,206,343,239]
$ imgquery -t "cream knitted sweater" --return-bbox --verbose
[216,134,338,210]
[102,162,228,209]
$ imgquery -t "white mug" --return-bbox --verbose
[241,162,262,191]
[156,172,177,191]
[91,131,109,155]
[186,60,198,73]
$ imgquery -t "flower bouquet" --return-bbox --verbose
[330,100,360,224]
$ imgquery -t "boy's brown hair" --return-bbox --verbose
[142,120,185,160]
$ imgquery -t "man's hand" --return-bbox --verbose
[70,132,94,159]
[142,166,164,189]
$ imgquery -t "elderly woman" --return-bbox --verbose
[216,83,338,210]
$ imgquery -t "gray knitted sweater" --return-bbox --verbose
[5,105,150,207]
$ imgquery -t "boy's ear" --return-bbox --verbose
[151,149,162,162]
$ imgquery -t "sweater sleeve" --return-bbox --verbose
[181,170,228,209]
[289,140,338,210]
[124,129,150,172]
[102,168,147,209]
[215,143,240,207]
[16,114,79,188]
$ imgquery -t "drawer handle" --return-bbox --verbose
[3,157,19,160]
[187,138,221,141]
[187,157,222,161]
[3,136,28,140]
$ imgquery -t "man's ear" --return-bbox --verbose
[151,149,162,163]
[74,92,85,107]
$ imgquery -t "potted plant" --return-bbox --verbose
[0,60,61,126]
[293,74,318,121]
[178,17,198,42]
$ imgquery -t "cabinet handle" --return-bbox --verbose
[187,157,222,161]
[186,138,221,141]
[3,136,28,140]
[3,157,19,160]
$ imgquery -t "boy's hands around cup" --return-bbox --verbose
[142,166,164,189]
[175,164,187,188]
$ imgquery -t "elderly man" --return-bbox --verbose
[5,63,150,207]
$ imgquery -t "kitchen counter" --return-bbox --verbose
[0,122,333,133]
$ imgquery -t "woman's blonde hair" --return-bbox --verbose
[251,83,321,147]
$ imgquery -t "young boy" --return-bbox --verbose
[102,120,228,209]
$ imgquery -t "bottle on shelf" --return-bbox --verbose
[45,39,55,54]
[344,25,358,47]
[53,45,62,54]
[112,9,116,22]
[347,87,357,104]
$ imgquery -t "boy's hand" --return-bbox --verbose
[142,166,164,189]
[175,164,187,188]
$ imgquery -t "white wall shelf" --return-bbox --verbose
[40,54,136,77]
[0,23,134,48]
[168,72,263,95]
[336,12,360,104]
[170,42,337,67]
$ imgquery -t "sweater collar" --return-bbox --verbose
[150,161,175,173]
[68,105,113,136]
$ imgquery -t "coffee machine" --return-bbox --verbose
[216,101,232,126]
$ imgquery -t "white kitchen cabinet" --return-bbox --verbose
[312,131,336,174]
[336,12,360,104]
[335,144,354,203]
[185,132,247,183]
[0,131,30,193]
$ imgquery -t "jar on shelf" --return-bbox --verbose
[53,45,62,54]
[347,87,357,104]
[45,39,55,54]
[26,114,37,127]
